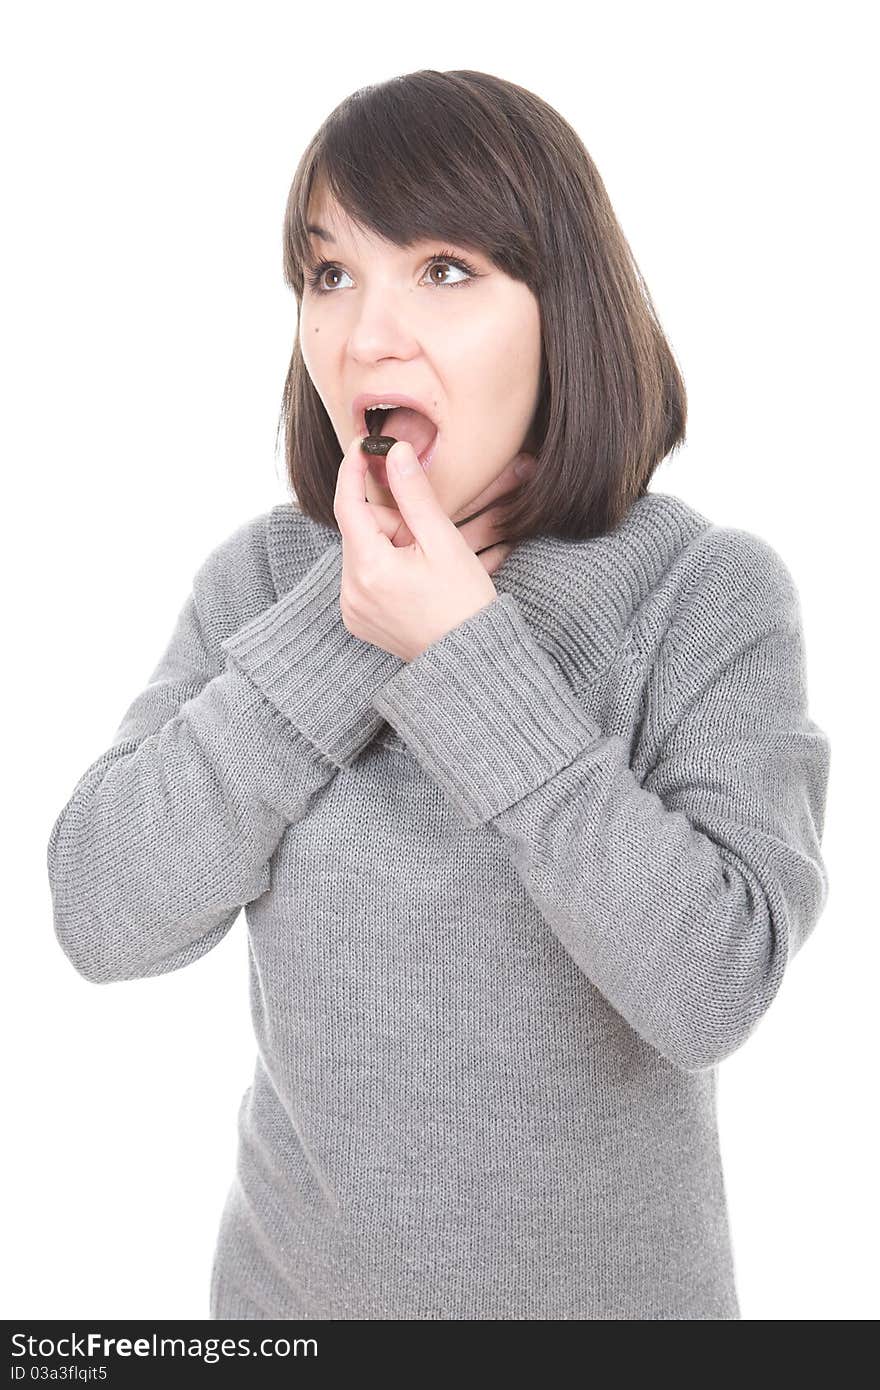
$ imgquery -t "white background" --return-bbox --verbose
[4,0,875,1321]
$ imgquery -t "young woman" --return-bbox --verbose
[48,69,831,1320]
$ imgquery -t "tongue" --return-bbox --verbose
[381,407,437,457]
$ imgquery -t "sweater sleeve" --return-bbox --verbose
[47,524,403,985]
[369,528,831,1074]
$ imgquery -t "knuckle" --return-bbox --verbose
[340,591,361,631]
[348,561,380,596]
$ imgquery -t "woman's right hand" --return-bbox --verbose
[363,448,535,560]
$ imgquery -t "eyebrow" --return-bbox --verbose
[305,223,484,263]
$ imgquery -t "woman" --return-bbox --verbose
[47,69,831,1320]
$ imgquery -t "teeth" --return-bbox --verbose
[367,403,396,411]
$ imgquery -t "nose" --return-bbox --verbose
[346,286,422,360]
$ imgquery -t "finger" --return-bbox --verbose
[334,434,390,551]
[388,448,534,551]
[391,503,504,554]
[368,501,413,546]
[452,452,535,527]
[388,518,415,547]
[383,440,456,552]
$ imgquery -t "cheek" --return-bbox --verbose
[446,450,508,512]
[298,316,317,374]
[453,322,539,436]
[298,305,333,378]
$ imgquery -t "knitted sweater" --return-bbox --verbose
[47,490,831,1320]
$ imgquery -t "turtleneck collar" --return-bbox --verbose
[266,490,713,692]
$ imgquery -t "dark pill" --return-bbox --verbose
[361,435,398,456]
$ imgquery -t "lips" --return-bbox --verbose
[352,392,440,488]
[351,391,440,437]
[366,428,439,489]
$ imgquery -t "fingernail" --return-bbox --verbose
[515,456,533,478]
[391,442,418,476]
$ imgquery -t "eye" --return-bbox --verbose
[307,263,352,293]
[305,250,481,295]
[425,258,471,288]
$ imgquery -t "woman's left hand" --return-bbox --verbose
[334,435,514,662]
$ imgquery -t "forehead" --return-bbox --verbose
[306,196,377,248]
[304,194,484,259]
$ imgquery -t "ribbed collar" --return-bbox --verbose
[266,490,713,693]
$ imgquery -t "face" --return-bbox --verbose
[299,190,543,520]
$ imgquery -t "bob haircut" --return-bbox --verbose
[278,69,687,542]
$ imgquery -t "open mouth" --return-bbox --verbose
[363,406,439,486]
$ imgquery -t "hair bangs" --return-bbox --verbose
[284,73,541,296]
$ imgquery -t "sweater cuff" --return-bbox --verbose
[220,541,405,770]
[370,592,603,825]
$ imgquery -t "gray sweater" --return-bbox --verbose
[47,490,831,1320]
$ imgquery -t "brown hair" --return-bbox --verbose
[277,69,687,542]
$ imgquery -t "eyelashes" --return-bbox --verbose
[304,249,482,294]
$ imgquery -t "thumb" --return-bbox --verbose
[384,440,453,550]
